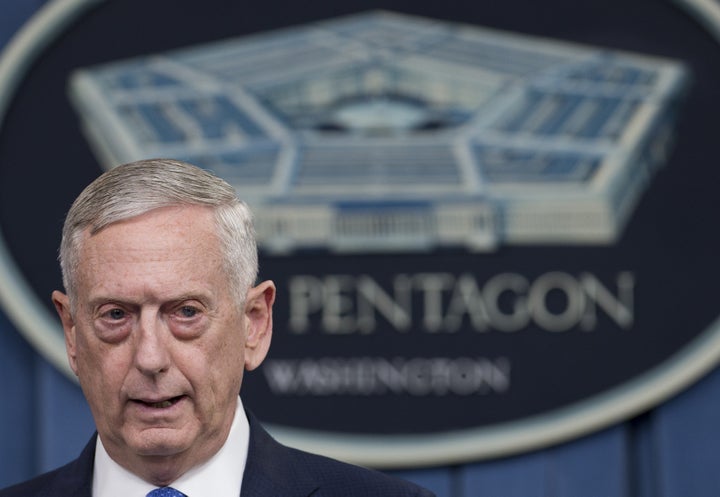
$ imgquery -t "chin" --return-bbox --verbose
[128,430,195,458]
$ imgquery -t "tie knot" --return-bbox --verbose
[146,487,187,497]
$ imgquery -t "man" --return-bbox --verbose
[0,159,434,497]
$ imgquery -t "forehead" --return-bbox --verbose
[74,205,226,291]
[85,204,218,247]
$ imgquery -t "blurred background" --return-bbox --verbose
[2,1,720,495]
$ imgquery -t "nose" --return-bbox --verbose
[133,312,171,376]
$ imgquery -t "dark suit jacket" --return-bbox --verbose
[0,413,435,497]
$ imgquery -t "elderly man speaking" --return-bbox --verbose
[0,159,434,497]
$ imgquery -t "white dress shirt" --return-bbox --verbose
[92,397,249,497]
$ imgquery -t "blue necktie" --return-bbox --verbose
[146,487,187,497]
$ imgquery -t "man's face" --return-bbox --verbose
[52,205,274,484]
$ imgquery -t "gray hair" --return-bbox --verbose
[59,158,258,305]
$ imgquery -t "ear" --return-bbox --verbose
[52,290,79,376]
[243,280,276,371]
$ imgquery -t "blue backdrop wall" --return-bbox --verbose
[2,2,720,496]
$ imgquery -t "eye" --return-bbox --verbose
[94,304,133,343]
[179,306,198,318]
[168,302,207,339]
[171,301,205,321]
[107,308,126,320]
[98,305,129,322]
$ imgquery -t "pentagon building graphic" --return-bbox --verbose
[69,11,688,253]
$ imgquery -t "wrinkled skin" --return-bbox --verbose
[52,205,275,485]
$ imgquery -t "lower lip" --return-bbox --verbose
[130,396,188,417]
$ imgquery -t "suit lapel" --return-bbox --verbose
[64,418,319,497]
[240,412,319,497]
[51,433,96,497]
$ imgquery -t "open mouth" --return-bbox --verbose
[136,395,184,409]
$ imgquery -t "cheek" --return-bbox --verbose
[76,351,124,425]
[205,333,246,392]
[74,332,129,394]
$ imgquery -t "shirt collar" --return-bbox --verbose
[93,396,249,497]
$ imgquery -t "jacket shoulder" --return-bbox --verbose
[245,413,434,497]
[0,436,95,497]
[0,464,82,497]
[290,447,436,497]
